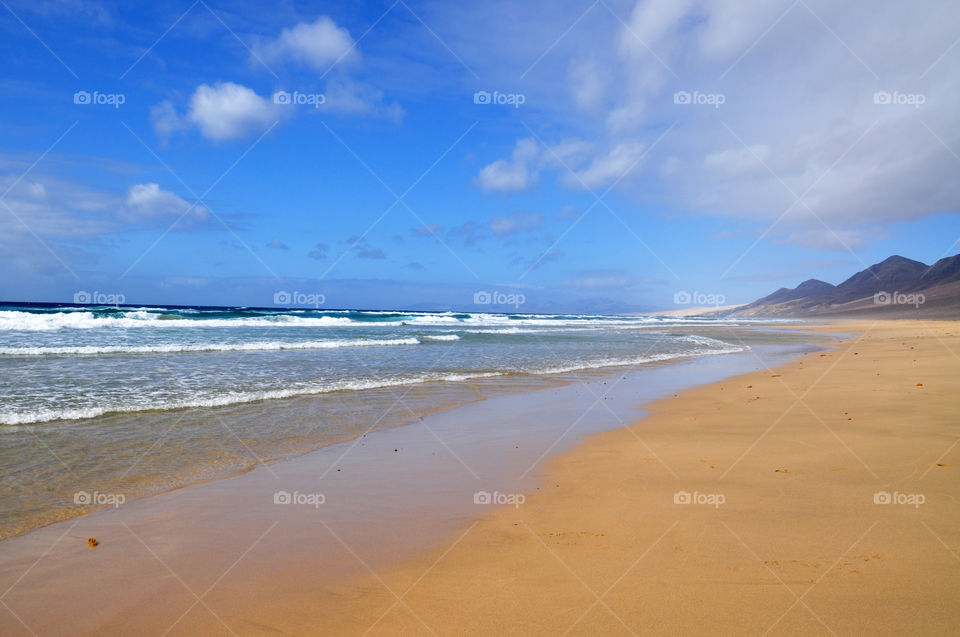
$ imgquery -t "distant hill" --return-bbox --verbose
[725,254,960,318]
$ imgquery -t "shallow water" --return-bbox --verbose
[0,303,806,539]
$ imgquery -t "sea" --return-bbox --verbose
[0,302,802,539]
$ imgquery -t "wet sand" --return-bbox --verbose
[4,321,958,635]
[295,320,958,636]
[0,340,814,636]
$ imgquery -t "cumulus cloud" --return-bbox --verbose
[151,82,279,142]
[123,183,206,222]
[187,82,277,141]
[255,16,357,70]
[475,138,540,193]
[266,237,288,250]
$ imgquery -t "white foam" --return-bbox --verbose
[0,338,421,357]
[0,311,354,331]
[0,371,504,425]
[0,309,782,332]
[527,342,746,375]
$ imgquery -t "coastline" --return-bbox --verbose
[0,318,777,542]
[295,320,959,636]
[0,333,820,636]
[5,321,958,635]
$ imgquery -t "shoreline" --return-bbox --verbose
[0,335,825,636]
[0,326,797,542]
[14,320,959,634]
[293,320,959,636]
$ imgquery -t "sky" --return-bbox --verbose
[1,0,958,313]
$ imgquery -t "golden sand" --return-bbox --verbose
[286,321,960,636]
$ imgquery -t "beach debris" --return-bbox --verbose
[746,385,753,388]
[774,468,789,473]
[87,538,99,548]
[916,383,923,387]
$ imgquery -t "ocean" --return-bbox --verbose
[0,302,797,538]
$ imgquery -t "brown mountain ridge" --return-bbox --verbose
[724,254,960,318]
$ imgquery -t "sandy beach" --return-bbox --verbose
[262,320,960,635]
[5,2,959,633]
[2,320,958,636]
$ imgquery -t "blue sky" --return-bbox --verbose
[1,0,958,312]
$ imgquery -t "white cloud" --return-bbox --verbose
[150,83,279,142]
[0,175,113,239]
[704,144,770,177]
[569,57,607,111]
[463,0,960,250]
[323,77,403,122]
[187,82,277,142]
[151,83,280,142]
[0,173,211,275]
[124,183,207,222]
[26,182,47,200]
[475,138,540,193]
[150,100,186,142]
[256,16,357,70]
[778,227,887,251]
[563,141,645,190]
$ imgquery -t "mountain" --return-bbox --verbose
[830,255,928,304]
[754,279,836,305]
[725,254,960,318]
